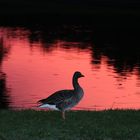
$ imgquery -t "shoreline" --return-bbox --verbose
[0,109,140,139]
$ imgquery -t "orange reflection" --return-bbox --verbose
[1,27,140,110]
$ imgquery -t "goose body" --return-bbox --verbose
[38,71,84,119]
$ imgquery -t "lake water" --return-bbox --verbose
[0,25,140,110]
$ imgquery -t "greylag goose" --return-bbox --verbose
[38,71,84,119]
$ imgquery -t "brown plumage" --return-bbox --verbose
[38,71,84,119]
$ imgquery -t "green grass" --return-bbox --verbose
[0,110,140,140]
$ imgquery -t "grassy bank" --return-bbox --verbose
[0,110,140,140]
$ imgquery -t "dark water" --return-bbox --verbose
[0,20,140,110]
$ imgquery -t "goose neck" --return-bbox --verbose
[73,76,80,90]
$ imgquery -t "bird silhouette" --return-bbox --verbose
[37,71,84,119]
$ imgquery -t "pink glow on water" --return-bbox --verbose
[1,27,140,110]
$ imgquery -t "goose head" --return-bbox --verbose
[73,71,84,79]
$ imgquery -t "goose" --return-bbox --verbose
[37,71,84,119]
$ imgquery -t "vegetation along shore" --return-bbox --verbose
[0,109,140,140]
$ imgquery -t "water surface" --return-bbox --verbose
[0,26,140,110]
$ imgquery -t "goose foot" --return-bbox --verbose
[62,111,65,120]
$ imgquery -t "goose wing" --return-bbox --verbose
[38,90,74,105]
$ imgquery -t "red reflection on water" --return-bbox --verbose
[1,27,140,110]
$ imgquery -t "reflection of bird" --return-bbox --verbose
[38,71,84,119]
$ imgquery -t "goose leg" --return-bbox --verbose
[62,111,65,120]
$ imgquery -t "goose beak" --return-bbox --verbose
[81,74,84,77]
